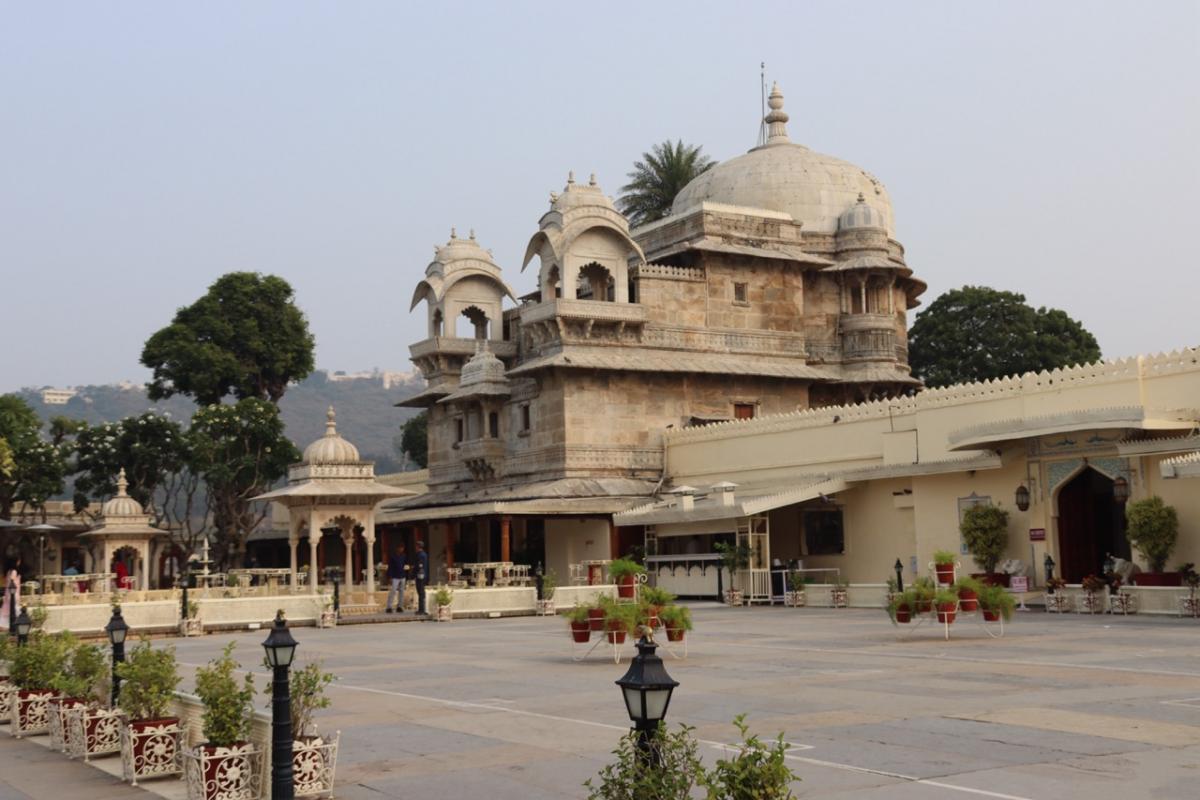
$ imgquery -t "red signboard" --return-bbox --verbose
[1029,528,1046,541]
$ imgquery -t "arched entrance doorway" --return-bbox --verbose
[1056,467,1128,582]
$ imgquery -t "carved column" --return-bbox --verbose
[343,525,355,593]
[287,525,299,592]
[500,516,511,562]
[365,515,376,595]
[308,509,320,593]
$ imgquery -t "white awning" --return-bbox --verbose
[614,477,848,527]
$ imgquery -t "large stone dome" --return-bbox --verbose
[671,83,895,236]
[303,406,361,464]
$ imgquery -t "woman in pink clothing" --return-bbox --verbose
[113,556,131,591]
[1,556,22,630]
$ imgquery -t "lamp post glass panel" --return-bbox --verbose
[106,607,129,706]
[263,611,298,800]
[1112,475,1130,504]
[1015,483,1030,512]
[893,558,904,593]
[1044,554,1056,586]
[615,636,679,768]
[15,607,32,646]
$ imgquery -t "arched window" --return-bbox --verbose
[578,262,614,302]
[431,308,444,337]
[543,265,561,301]
[461,306,489,339]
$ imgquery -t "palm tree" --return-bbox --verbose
[617,140,715,227]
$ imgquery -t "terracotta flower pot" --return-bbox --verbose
[934,563,955,585]
[587,607,605,632]
[605,623,627,645]
[958,588,978,612]
[617,575,637,599]
[935,602,957,624]
[893,604,912,623]
[982,609,1001,622]
[569,620,591,643]
[665,626,685,642]
[915,600,933,614]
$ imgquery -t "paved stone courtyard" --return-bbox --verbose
[4,605,1200,799]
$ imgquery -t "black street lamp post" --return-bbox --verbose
[1044,554,1056,589]
[263,611,298,800]
[615,636,679,768]
[893,558,904,593]
[105,606,129,707]
[15,607,32,646]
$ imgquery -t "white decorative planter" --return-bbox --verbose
[121,718,183,785]
[317,610,337,629]
[183,741,262,800]
[784,590,806,608]
[1075,592,1105,614]
[48,697,87,751]
[435,604,453,622]
[1044,593,1071,613]
[536,599,556,616]
[293,732,340,798]
[0,683,14,723]
[11,689,57,737]
[179,618,203,637]
[724,589,743,606]
[1180,596,1200,618]
[65,705,122,761]
[1110,592,1137,615]
[830,588,849,608]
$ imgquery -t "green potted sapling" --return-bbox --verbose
[659,605,693,642]
[932,549,958,586]
[433,585,454,622]
[1126,496,1180,586]
[960,504,1010,586]
[567,604,592,643]
[888,589,915,624]
[537,569,558,615]
[116,638,184,784]
[608,558,646,600]
[978,584,1016,622]
[9,630,73,737]
[714,542,751,605]
[933,588,959,624]
[953,575,984,612]
[266,659,340,796]
[187,643,256,800]
[49,637,107,752]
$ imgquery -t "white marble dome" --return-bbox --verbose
[102,469,144,517]
[838,193,888,232]
[671,83,895,236]
[303,407,361,464]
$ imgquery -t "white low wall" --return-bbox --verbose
[802,583,888,608]
[1044,585,1198,616]
[42,594,329,635]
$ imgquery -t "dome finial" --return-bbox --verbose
[764,82,790,145]
[589,173,597,186]
[469,228,476,240]
[450,227,457,240]
[325,406,337,436]
[857,192,865,203]
[116,468,128,497]
[567,170,575,185]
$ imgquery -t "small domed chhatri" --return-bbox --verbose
[838,193,888,232]
[302,406,361,464]
[102,468,145,517]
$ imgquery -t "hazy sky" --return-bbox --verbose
[2,1,1197,393]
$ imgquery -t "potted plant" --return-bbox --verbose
[702,714,799,800]
[587,602,606,633]
[785,573,807,607]
[932,549,958,585]
[933,588,959,623]
[433,585,454,621]
[116,638,183,785]
[978,584,1016,622]
[953,576,984,613]
[185,643,257,800]
[317,594,336,628]
[659,605,693,642]
[180,601,203,637]
[830,577,849,608]
[537,570,557,616]
[566,604,592,643]
[1044,577,1070,613]
[888,590,914,624]
[274,661,339,798]
[49,636,106,753]
[911,576,936,614]
[9,630,72,737]
[960,504,1010,586]
[639,586,674,628]
[602,599,637,645]
[0,637,13,722]
[608,558,645,600]
[1077,574,1106,614]
[714,542,750,605]
[1126,496,1181,586]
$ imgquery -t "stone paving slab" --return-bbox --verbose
[8,605,1200,799]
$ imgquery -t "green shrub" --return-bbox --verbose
[10,630,74,690]
[51,640,108,703]
[978,584,1016,621]
[433,585,453,607]
[933,588,959,607]
[194,643,255,747]
[887,590,915,621]
[566,604,591,624]
[1125,496,1179,573]
[788,572,807,592]
[714,541,751,572]
[115,638,181,721]
[703,714,798,800]
[640,586,675,606]
[585,722,706,800]
[953,576,984,595]
[608,558,646,581]
[932,549,957,565]
[659,605,693,632]
[603,602,640,634]
[540,570,557,601]
[959,504,1009,574]
[266,660,332,739]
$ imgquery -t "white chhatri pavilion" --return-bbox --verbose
[255,407,415,594]
[80,468,168,591]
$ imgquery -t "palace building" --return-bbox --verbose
[380,84,929,580]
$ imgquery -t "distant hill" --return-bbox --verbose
[16,370,426,474]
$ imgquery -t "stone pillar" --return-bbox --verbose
[308,509,320,593]
[141,542,150,591]
[500,516,511,562]
[365,516,376,595]
[343,527,355,593]
[288,530,298,592]
[445,521,456,568]
[860,281,867,314]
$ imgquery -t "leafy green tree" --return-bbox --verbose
[959,504,1009,574]
[398,411,428,469]
[189,399,298,566]
[71,412,189,512]
[908,286,1101,388]
[0,395,67,518]
[617,140,715,227]
[140,272,315,405]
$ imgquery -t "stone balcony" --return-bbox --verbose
[839,313,896,334]
[410,337,518,360]
[457,437,506,480]
[519,298,648,327]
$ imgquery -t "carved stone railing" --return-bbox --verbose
[641,325,806,357]
[409,337,517,360]
[840,313,895,333]
[520,298,648,327]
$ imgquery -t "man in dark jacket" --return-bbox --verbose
[414,540,429,615]
[385,543,408,613]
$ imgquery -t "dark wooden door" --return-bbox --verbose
[1057,468,1119,582]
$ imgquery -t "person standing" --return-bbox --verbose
[1,556,22,632]
[385,543,408,613]
[414,540,428,616]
